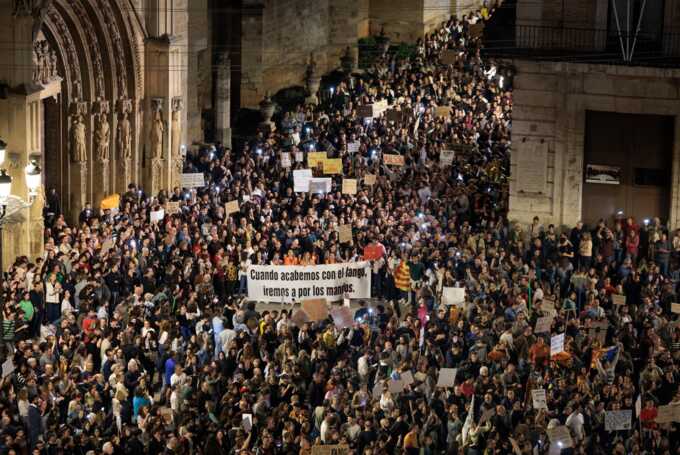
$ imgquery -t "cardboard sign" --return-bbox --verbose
[546,425,573,448]
[347,141,360,154]
[150,209,165,223]
[311,444,349,455]
[534,316,553,334]
[383,154,405,166]
[440,149,455,166]
[655,404,680,423]
[180,173,205,188]
[364,174,377,186]
[550,333,565,356]
[612,294,626,305]
[531,389,548,410]
[442,287,465,307]
[307,152,327,168]
[301,299,329,321]
[435,105,452,118]
[166,201,180,215]
[290,309,310,327]
[385,109,404,123]
[435,368,457,388]
[605,410,632,431]
[338,224,353,244]
[294,169,313,192]
[342,179,357,195]
[440,50,458,65]
[330,306,354,329]
[356,105,373,119]
[281,152,291,168]
[323,158,343,175]
[671,303,680,314]
[225,200,240,215]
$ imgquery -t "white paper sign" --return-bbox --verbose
[281,152,291,168]
[605,410,632,431]
[440,149,455,166]
[547,425,573,448]
[442,287,465,307]
[531,389,548,410]
[180,173,205,188]
[242,413,253,432]
[293,169,313,192]
[534,316,553,334]
[347,142,360,154]
[2,359,14,378]
[295,151,304,162]
[150,209,165,223]
[309,178,332,194]
[550,333,565,356]
[436,368,457,388]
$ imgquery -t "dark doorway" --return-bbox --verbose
[43,96,63,207]
[582,110,673,226]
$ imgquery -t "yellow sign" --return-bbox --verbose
[383,154,405,166]
[100,194,120,210]
[323,158,343,175]
[225,200,240,215]
[364,174,377,185]
[341,178,357,195]
[307,152,327,168]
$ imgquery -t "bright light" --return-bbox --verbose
[418,213,424,219]
[209,152,215,160]
[215,186,220,193]
[25,160,41,195]
[0,140,6,166]
[499,76,505,88]
[329,87,335,95]
[644,218,650,225]
[0,169,12,202]
[616,210,624,216]
[256,148,263,155]
[130,239,137,249]
[457,173,463,181]
[557,442,563,448]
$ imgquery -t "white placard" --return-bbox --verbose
[309,178,332,194]
[294,169,313,192]
[281,152,291,168]
[531,389,548,410]
[534,316,553,334]
[180,173,205,188]
[550,333,565,356]
[440,149,455,166]
[150,209,165,223]
[436,368,457,388]
[547,425,573,448]
[295,151,304,162]
[605,410,632,431]
[442,287,465,307]
[347,142,360,154]
[247,262,371,303]
[2,358,14,378]
[242,413,253,432]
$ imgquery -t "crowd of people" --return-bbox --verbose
[1,4,679,455]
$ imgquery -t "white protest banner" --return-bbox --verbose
[150,209,165,223]
[293,169,313,192]
[180,173,205,188]
[442,287,465,307]
[550,333,565,356]
[605,410,632,431]
[311,444,349,455]
[547,425,573,448]
[247,262,371,303]
[531,389,548,410]
[436,368,457,388]
[309,178,332,193]
[440,149,455,166]
[534,316,553,334]
[281,152,291,168]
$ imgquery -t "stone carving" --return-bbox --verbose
[70,115,87,163]
[150,106,165,160]
[32,40,58,85]
[47,8,82,99]
[12,0,33,16]
[94,114,110,162]
[171,97,183,161]
[117,100,132,161]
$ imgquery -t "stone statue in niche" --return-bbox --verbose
[70,115,87,163]
[32,39,58,85]
[150,110,164,160]
[117,111,131,161]
[94,112,110,161]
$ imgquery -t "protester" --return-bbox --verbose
[0,6,679,455]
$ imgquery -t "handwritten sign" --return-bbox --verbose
[436,368,457,388]
[150,209,165,223]
[294,169,313,192]
[671,303,680,314]
[588,321,608,345]
[612,294,626,306]
[308,152,327,168]
[295,151,304,162]
[166,201,180,215]
[225,200,240,215]
[440,50,458,65]
[534,316,553,334]
[550,333,565,356]
[546,425,573,448]
[440,149,455,166]
[442,287,465,307]
[342,178,357,195]
[281,152,291,168]
[383,154,405,166]
[531,389,548,410]
[311,444,349,455]
[364,174,377,186]
[435,105,452,118]
[323,158,343,175]
[2,358,15,378]
[180,173,205,188]
[605,410,632,431]
[309,178,332,194]
[655,404,680,423]
[338,224,353,244]
[347,141,360,154]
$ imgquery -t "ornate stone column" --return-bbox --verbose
[170,96,184,190]
[116,99,133,191]
[148,98,165,196]
[305,54,321,106]
[68,99,89,222]
[92,97,111,207]
[215,52,232,148]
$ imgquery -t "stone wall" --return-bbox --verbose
[509,60,680,229]
[187,0,210,143]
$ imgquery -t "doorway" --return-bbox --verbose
[582,110,673,226]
